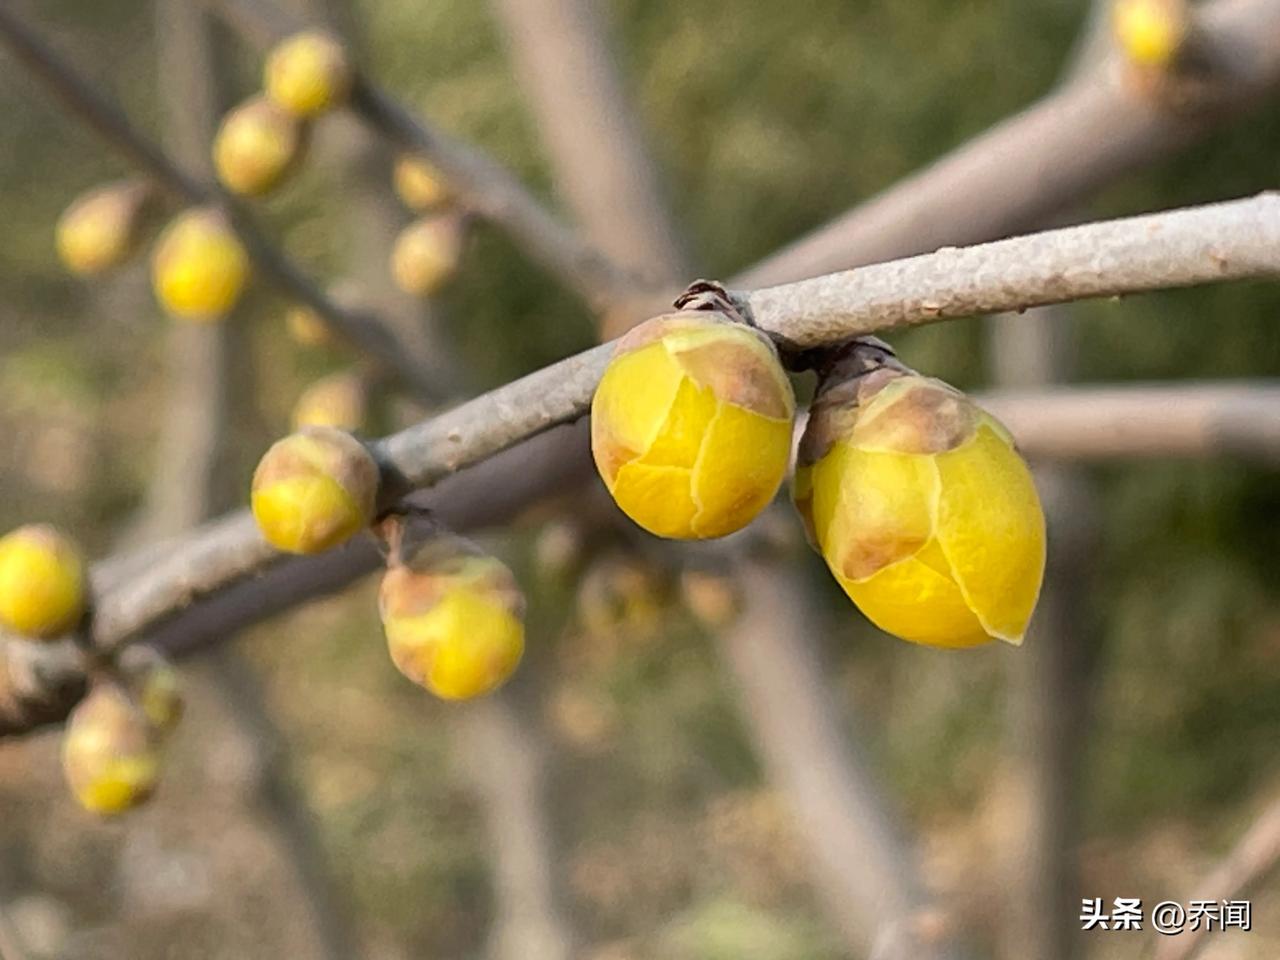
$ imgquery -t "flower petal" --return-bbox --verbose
[934,425,1046,643]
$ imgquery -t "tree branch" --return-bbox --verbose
[737,0,1280,287]
[204,0,655,310]
[978,381,1280,463]
[719,556,959,959]
[1153,792,1280,960]
[2,195,1279,736]
[737,193,1280,344]
[489,0,690,288]
[0,5,437,402]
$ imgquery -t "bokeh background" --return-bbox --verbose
[0,0,1277,958]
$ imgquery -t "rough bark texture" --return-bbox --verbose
[740,193,1280,345]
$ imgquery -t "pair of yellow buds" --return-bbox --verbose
[590,312,1047,649]
[62,652,184,816]
[0,526,184,815]
[214,30,354,196]
[56,184,249,321]
[249,427,524,700]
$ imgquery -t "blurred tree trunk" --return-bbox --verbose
[134,7,362,960]
[988,309,1099,960]
[722,556,959,960]
[460,681,575,960]
[491,0,690,300]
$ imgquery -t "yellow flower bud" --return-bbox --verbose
[576,556,666,639]
[151,208,250,321]
[120,647,184,738]
[251,426,379,554]
[61,683,160,816]
[1112,0,1188,68]
[393,154,453,212]
[379,549,525,700]
[591,312,796,539]
[214,95,308,196]
[291,371,368,432]
[55,179,157,276]
[794,369,1045,648]
[285,302,333,347]
[264,30,353,117]
[391,215,463,297]
[680,567,743,630]
[0,524,86,640]
[283,280,365,349]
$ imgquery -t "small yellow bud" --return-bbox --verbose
[251,426,379,554]
[591,312,796,539]
[679,567,743,630]
[55,179,158,276]
[794,368,1046,649]
[393,154,453,212]
[0,524,86,640]
[1112,0,1188,68]
[533,521,584,582]
[285,303,333,347]
[379,548,525,700]
[120,647,184,738]
[61,683,160,816]
[264,30,353,117]
[576,556,666,639]
[283,280,365,349]
[291,371,368,432]
[214,95,308,196]
[151,208,250,321]
[391,215,464,297]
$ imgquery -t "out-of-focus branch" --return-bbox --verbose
[1,376,1277,738]
[206,649,362,960]
[719,557,958,959]
[301,0,462,397]
[134,0,231,544]
[460,691,574,960]
[205,0,654,310]
[211,0,1280,310]
[738,0,1280,287]
[0,5,436,402]
[1154,792,1280,960]
[489,0,689,289]
[978,381,1280,464]
[988,306,1097,960]
[0,902,33,960]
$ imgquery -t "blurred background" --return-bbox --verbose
[0,0,1277,958]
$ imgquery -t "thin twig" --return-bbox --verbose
[0,5,436,402]
[205,0,655,311]
[1153,792,1280,960]
[737,0,1280,287]
[738,193,1280,345]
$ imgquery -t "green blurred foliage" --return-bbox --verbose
[0,0,1278,957]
